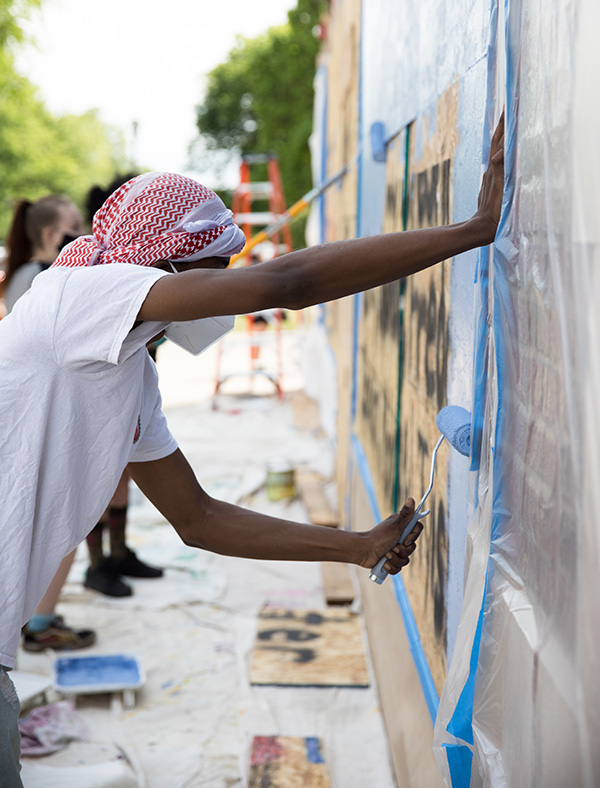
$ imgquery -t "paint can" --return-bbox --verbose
[266,458,296,502]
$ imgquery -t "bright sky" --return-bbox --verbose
[17,0,297,186]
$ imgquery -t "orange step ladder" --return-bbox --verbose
[213,153,293,402]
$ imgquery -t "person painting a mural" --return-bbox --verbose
[0,114,504,784]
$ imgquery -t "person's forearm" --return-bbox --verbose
[272,215,492,310]
[128,450,419,575]
[180,496,364,564]
[138,214,494,323]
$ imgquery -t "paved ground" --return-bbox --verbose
[16,325,398,788]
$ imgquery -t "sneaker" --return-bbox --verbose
[84,558,133,597]
[112,548,164,579]
[22,616,96,653]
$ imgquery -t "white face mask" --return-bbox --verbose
[163,261,235,355]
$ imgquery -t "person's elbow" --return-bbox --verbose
[176,523,201,549]
[170,499,214,550]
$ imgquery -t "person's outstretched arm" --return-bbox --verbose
[128,450,423,575]
[138,114,504,323]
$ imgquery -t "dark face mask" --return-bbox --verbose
[58,233,79,251]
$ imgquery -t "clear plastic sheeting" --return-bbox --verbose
[434,0,600,785]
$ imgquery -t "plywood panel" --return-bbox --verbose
[320,0,361,525]
[398,83,460,693]
[326,295,355,524]
[322,0,361,245]
[350,466,445,788]
[355,130,407,516]
[250,607,369,687]
[248,736,331,788]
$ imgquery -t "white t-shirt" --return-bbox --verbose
[0,264,178,667]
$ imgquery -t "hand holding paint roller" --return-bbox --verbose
[359,498,425,577]
[369,406,472,584]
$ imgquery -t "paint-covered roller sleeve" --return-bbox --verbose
[436,406,471,457]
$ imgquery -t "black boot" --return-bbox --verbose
[84,557,133,597]
[112,547,164,579]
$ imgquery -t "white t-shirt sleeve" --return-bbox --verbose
[52,264,169,369]
[131,369,178,462]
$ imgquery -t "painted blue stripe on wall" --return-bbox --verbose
[351,433,439,722]
[351,434,380,523]
[350,0,365,424]
[391,572,440,722]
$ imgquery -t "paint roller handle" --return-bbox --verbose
[368,508,430,584]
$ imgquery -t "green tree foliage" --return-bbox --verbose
[194,0,325,246]
[0,0,128,238]
[0,0,40,47]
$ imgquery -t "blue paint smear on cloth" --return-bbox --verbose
[305,737,325,764]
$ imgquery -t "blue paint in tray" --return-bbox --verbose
[53,654,145,692]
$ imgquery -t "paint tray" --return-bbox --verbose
[53,654,145,705]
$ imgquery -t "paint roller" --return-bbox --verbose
[369,405,472,584]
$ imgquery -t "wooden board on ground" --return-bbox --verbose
[290,390,323,434]
[320,562,355,606]
[295,469,338,527]
[250,607,369,687]
[248,736,331,788]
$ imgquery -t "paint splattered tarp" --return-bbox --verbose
[434,0,600,785]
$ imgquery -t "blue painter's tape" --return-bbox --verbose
[446,591,486,744]
[444,0,521,782]
[444,744,474,788]
[351,434,439,723]
[470,245,490,476]
[305,737,325,764]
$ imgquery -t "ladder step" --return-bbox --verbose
[235,182,273,198]
[242,153,276,164]
[234,212,279,225]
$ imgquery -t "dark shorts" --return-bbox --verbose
[0,668,22,787]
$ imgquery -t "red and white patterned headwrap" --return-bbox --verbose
[52,172,246,269]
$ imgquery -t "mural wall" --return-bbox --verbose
[310,0,600,786]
